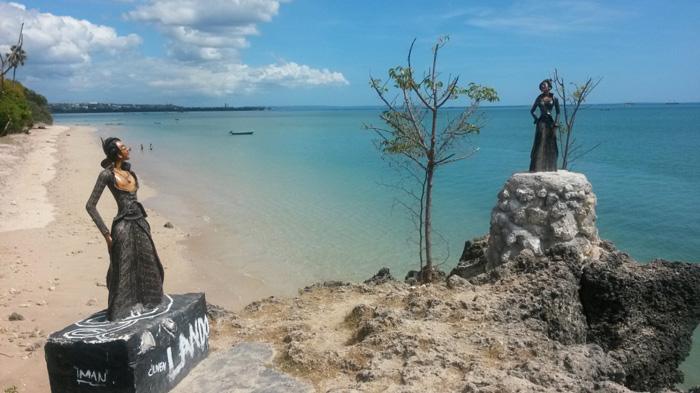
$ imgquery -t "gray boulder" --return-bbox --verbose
[581,250,700,391]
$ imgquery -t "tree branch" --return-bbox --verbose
[407,39,434,110]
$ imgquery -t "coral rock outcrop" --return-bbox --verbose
[487,171,598,270]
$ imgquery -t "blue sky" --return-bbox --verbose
[1,0,699,106]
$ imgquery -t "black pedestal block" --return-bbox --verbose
[45,293,209,393]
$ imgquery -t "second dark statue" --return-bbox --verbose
[529,79,560,172]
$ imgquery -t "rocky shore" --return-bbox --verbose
[201,172,700,393]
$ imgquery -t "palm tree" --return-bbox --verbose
[1,23,24,90]
[8,45,27,81]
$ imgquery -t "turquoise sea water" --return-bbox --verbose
[56,104,700,386]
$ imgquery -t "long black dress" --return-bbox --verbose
[529,94,560,172]
[86,166,164,321]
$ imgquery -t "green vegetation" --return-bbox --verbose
[0,79,53,136]
[1,22,52,136]
[366,37,498,282]
[0,23,49,135]
[23,85,53,124]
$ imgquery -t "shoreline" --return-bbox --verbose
[0,125,206,392]
[89,123,292,310]
[82,119,336,309]
[0,126,62,232]
[130,172,302,310]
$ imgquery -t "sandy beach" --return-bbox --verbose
[0,125,204,392]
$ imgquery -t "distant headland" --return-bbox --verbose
[49,103,270,114]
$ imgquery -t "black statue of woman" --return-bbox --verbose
[529,79,560,172]
[86,137,164,321]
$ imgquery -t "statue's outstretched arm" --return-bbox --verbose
[86,170,111,236]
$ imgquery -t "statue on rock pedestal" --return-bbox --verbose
[529,79,560,172]
[46,137,208,393]
[85,137,164,321]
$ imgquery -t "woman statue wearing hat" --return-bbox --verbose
[85,137,164,321]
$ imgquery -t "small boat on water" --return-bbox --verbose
[229,131,254,135]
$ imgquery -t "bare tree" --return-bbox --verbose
[0,54,8,90]
[551,69,601,169]
[366,37,498,283]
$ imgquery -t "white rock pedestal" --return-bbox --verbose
[487,171,599,269]
[44,293,209,393]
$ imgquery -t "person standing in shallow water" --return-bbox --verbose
[85,137,164,321]
[529,79,560,172]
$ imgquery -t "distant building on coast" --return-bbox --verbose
[48,103,269,114]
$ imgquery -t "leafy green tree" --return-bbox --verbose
[24,85,53,125]
[366,37,498,282]
[551,69,601,169]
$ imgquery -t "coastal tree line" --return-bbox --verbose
[0,23,52,136]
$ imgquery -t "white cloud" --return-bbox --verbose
[127,0,281,61]
[2,1,348,101]
[0,2,141,67]
[253,63,349,87]
[41,55,348,100]
[463,1,625,34]
[98,57,348,97]
[127,0,279,26]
